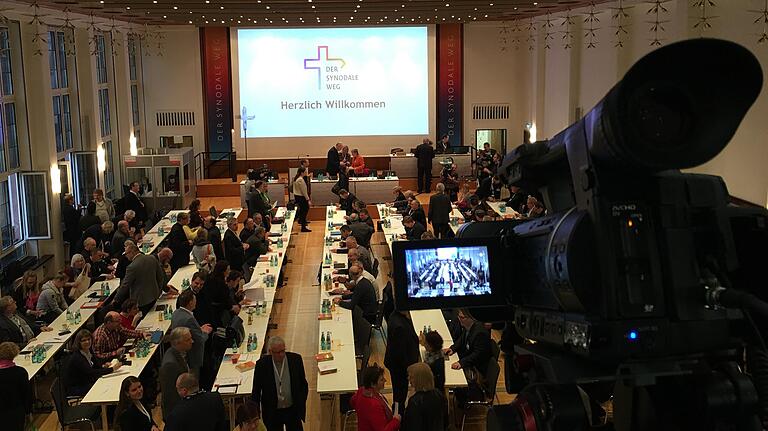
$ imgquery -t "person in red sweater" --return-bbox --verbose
[350,364,401,431]
[351,149,366,176]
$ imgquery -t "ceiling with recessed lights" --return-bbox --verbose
[13,0,614,26]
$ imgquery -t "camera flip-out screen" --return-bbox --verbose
[392,238,503,310]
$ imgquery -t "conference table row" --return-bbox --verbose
[75,207,292,430]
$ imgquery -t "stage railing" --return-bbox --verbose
[193,151,237,182]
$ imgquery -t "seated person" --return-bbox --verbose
[389,186,407,208]
[401,216,426,241]
[506,185,528,214]
[166,174,180,193]
[0,296,51,348]
[336,189,358,214]
[244,227,271,282]
[88,249,115,282]
[239,218,257,243]
[36,273,69,324]
[525,195,546,219]
[358,209,375,229]
[406,200,427,227]
[347,213,374,249]
[64,329,122,397]
[332,264,378,324]
[119,299,142,330]
[443,309,492,375]
[351,148,366,176]
[92,311,147,361]
[422,331,446,392]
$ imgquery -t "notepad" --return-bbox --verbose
[318,362,338,375]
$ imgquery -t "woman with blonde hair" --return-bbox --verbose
[11,270,43,318]
[401,362,448,431]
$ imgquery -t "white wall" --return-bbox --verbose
[462,0,768,205]
[141,26,206,155]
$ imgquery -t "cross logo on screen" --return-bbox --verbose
[303,45,347,90]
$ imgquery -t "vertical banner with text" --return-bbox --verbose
[437,24,463,147]
[200,27,233,154]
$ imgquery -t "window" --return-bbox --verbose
[19,172,50,239]
[128,35,138,81]
[104,140,114,199]
[0,174,22,249]
[0,28,13,96]
[50,29,72,153]
[0,27,19,172]
[98,88,110,138]
[95,34,107,85]
[131,84,139,127]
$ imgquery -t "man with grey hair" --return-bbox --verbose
[244,225,271,282]
[165,372,226,431]
[160,327,193,420]
[332,236,373,274]
[429,182,453,239]
[111,220,131,257]
[119,239,167,315]
[252,335,308,431]
[156,247,175,285]
[223,217,247,272]
[0,296,51,347]
[81,220,114,254]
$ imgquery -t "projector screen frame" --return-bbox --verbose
[230,25,437,159]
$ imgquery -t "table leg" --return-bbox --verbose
[229,397,236,428]
[101,405,109,431]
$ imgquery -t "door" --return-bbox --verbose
[475,129,507,155]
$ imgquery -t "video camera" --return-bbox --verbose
[392,39,768,430]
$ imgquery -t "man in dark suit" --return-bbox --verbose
[78,220,114,254]
[168,212,193,274]
[223,217,247,273]
[444,309,493,376]
[428,183,453,239]
[337,189,358,214]
[407,199,427,227]
[111,220,130,258]
[333,263,377,324]
[252,336,308,431]
[62,193,81,257]
[414,138,435,193]
[203,216,224,260]
[347,214,374,249]
[124,181,148,227]
[239,217,257,243]
[251,181,273,230]
[384,310,420,407]
[160,327,193,421]
[164,373,227,431]
[170,290,213,379]
[402,216,426,241]
[119,242,168,315]
[326,142,343,177]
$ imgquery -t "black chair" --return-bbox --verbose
[369,299,387,347]
[50,377,98,431]
[352,305,372,357]
[371,257,380,279]
[460,357,501,431]
[382,281,394,324]
[209,206,218,219]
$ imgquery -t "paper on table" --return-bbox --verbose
[215,376,242,386]
[217,385,238,394]
[244,287,265,302]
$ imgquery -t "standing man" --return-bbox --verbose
[252,336,308,431]
[170,290,213,380]
[62,193,81,257]
[384,309,420,408]
[414,138,435,193]
[164,373,227,431]
[119,241,168,315]
[124,181,148,227]
[168,212,193,274]
[160,327,193,421]
[203,216,224,260]
[224,217,248,274]
[428,183,453,239]
[326,142,343,177]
